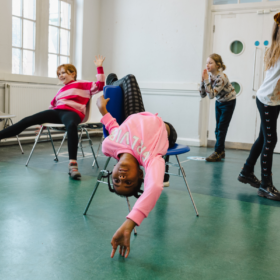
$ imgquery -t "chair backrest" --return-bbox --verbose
[82,91,104,124]
[102,86,124,137]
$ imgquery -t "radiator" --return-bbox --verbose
[7,83,61,123]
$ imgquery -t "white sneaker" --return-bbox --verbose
[163,181,170,187]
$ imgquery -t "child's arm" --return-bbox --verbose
[199,69,207,98]
[110,156,165,258]
[97,95,120,134]
[204,76,225,99]
[90,55,106,94]
[127,155,165,226]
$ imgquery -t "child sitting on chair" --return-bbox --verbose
[0,55,105,179]
[96,73,177,258]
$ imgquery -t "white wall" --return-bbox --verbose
[0,0,211,147]
[100,0,207,83]
[74,0,101,81]
[99,0,209,146]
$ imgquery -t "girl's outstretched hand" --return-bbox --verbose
[110,219,136,258]
[94,55,105,67]
[96,95,109,116]
[202,69,208,81]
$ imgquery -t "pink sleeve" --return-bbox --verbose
[126,156,165,226]
[101,113,120,134]
[90,67,105,95]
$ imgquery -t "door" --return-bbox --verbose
[209,10,279,150]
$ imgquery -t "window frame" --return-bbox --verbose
[12,0,37,75]
[212,0,280,5]
[11,0,74,79]
[48,0,73,78]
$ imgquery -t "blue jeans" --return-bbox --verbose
[215,99,236,153]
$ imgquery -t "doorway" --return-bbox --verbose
[208,9,280,152]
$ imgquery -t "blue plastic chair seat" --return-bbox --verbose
[102,86,124,138]
[166,143,190,156]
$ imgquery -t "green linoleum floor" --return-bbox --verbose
[1,140,280,280]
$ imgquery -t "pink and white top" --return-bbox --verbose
[49,67,105,121]
[101,112,169,226]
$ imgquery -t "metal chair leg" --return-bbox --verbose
[78,129,85,157]
[9,119,24,154]
[25,126,44,166]
[175,155,199,217]
[126,197,137,236]
[47,128,58,162]
[54,131,67,161]
[92,135,103,167]
[83,157,111,215]
[84,128,99,168]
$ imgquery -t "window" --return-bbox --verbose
[230,41,244,55]
[213,0,271,4]
[12,0,36,75]
[239,0,261,3]
[213,0,237,4]
[48,0,71,77]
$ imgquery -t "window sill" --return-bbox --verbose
[0,72,60,85]
[211,2,280,12]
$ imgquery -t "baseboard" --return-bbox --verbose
[0,130,103,146]
[207,140,253,151]
[177,137,201,147]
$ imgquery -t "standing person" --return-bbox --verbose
[238,13,280,201]
[200,54,236,162]
[0,55,105,179]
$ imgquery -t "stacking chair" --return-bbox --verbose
[0,111,24,154]
[83,86,199,234]
[25,92,103,167]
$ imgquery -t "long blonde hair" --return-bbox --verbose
[265,22,280,70]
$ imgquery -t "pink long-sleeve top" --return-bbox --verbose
[49,67,105,121]
[101,112,169,226]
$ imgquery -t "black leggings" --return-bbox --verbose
[245,98,280,180]
[0,109,81,160]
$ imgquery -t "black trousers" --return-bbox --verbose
[215,99,236,153]
[245,97,280,181]
[0,109,81,160]
[111,74,177,181]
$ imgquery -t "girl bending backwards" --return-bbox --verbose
[97,73,177,258]
[200,54,236,162]
[238,13,280,201]
[0,55,105,179]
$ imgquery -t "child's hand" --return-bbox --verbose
[96,95,109,116]
[94,55,105,67]
[202,69,208,81]
[110,219,136,258]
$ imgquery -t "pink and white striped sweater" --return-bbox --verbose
[49,67,105,121]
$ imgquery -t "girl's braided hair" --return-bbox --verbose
[102,171,144,198]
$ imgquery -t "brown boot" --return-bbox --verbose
[206,152,222,162]
[220,151,225,159]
